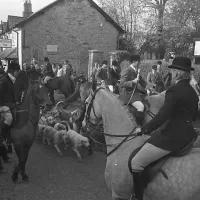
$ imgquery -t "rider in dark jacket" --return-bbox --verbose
[131,57,199,200]
[43,57,54,84]
[0,62,16,164]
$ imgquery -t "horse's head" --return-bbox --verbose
[82,87,103,135]
[30,79,53,111]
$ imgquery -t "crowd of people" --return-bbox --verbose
[22,57,74,79]
[91,59,171,94]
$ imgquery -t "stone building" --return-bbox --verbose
[0,0,32,62]
[16,0,124,75]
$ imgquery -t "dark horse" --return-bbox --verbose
[8,78,51,182]
[44,75,75,105]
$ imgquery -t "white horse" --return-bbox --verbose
[83,88,200,200]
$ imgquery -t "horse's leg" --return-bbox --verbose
[20,141,32,182]
[49,90,55,105]
[12,143,24,182]
[88,137,94,155]
[0,157,4,173]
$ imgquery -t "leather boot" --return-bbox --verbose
[6,140,13,154]
[0,144,10,162]
[132,171,145,200]
[135,111,144,126]
[1,123,11,139]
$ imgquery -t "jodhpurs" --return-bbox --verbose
[132,101,145,112]
[43,76,52,84]
[0,106,13,125]
[108,85,114,92]
[131,143,171,172]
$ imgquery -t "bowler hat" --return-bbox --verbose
[152,65,157,70]
[168,57,194,71]
[7,62,20,72]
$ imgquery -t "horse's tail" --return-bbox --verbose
[63,82,81,108]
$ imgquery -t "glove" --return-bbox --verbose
[134,127,143,136]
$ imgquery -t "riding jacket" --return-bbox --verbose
[142,79,198,151]
[0,68,15,108]
[119,66,146,104]
[43,62,54,77]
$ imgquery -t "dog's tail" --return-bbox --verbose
[60,120,71,131]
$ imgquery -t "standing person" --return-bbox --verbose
[31,57,36,66]
[52,63,57,76]
[35,62,41,73]
[119,55,147,126]
[156,61,162,74]
[131,57,198,200]
[91,61,99,83]
[57,64,63,77]
[146,65,163,93]
[43,57,54,84]
[107,60,120,93]
[66,60,73,76]
[63,60,73,76]
[95,60,109,88]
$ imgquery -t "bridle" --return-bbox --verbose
[83,87,138,156]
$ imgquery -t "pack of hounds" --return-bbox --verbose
[36,108,90,162]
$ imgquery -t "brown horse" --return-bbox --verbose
[82,88,200,200]
[10,79,52,182]
[44,75,75,105]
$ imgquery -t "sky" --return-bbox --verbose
[0,0,100,22]
[0,0,62,22]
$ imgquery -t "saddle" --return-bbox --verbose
[128,136,197,188]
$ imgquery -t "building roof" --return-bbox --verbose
[7,15,26,30]
[0,48,17,59]
[16,0,124,33]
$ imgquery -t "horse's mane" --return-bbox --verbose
[101,89,137,127]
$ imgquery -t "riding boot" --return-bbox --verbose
[0,143,10,162]
[6,140,13,154]
[135,111,144,126]
[132,171,145,200]
[0,158,4,173]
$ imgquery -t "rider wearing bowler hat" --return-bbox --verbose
[131,57,199,200]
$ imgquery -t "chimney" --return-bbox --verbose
[23,0,33,18]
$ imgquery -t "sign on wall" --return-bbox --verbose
[194,41,200,56]
[0,39,12,48]
[46,45,58,53]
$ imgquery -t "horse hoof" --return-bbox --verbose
[12,173,18,183]
[21,174,29,182]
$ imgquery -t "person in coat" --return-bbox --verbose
[107,60,120,93]
[131,57,199,200]
[146,65,164,93]
[0,62,17,164]
[43,57,54,84]
[119,55,147,126]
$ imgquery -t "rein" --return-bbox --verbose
[85,87,138,156]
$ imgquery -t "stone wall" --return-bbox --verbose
[21,0,120,75]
